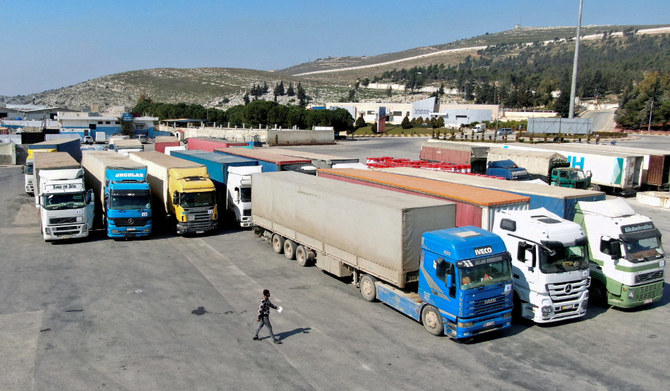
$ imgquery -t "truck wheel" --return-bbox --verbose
[359,274,377,302]
[284,240,297,260]
[271,234,285,254]
[295,245,310,266]
[591,280,609,307]
[588,184,600,191]
[253,226,264,237]
[421,305,444,336]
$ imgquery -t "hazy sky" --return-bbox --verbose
[2,0,668,96]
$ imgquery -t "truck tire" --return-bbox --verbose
[591,280,609,307]
[295,245,310,266]
[284,239,297,260]
[271,233,285,254]
[253,226,264,237]
[359,274,377,302]
[588,184,600,192]
[421,305,444,336]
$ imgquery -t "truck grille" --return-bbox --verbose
[50,217,77,225]
[635,270,664,283]
[637,282,663,300]
[111,217,150,227]
[51,225,83,237]
[546,279,589,303]
[473,294,507,314]
[187,209,215,229]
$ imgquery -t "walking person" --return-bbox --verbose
[253,289,282,344]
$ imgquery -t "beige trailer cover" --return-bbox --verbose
[252,171,457,287]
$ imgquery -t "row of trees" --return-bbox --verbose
[616,72,670,130]
[133,97,354,133]
[371,34,670,117]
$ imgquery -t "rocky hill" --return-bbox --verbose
[1,24,667,112]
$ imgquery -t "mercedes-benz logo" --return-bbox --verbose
[564,284,573,294]
[127,218,134,225]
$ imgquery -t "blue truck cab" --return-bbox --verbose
[104,168,152,238]
[375,226,513,339]
[486,159,532,181]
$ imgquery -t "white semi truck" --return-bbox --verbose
[33,152,94,241]
[492,209,591,323]
[574,198,665,308]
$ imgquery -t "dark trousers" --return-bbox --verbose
[254,315,275,339]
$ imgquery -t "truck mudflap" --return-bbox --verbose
[609,280,664,308]
[445,309,513,339]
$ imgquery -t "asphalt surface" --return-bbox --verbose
[1,136,669,391]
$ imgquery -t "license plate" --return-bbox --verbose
[561,305,572,310]
[644,299,653,304]
[127,228,136,231]
[196,230,204,234]
[484,321,495,327]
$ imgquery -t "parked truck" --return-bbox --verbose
[81,151,152,238]
[382,167,605,221]
[171,150,261,227]
[492,209,591,323]
[187,137,252,152]
[487,148,592,189]
[111,139,144,156]
[129,151,218,235]
[214,148,313,173]
[498,143,644,194]
[318,168,529,229]
[268,148,363,169]
[574,198,665,308]
[252,172,513,339]
[420,141,489,173]
[33,152,94,241]
[485,159,532,181]
[154,136,181,154]
[23,138,82,194]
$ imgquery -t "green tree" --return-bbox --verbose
[401,115,412,129]
[243,93,250,105]
[245,100,277,127]
[354,115,366,129]
[120,117,135,136]
[330,108,355,134]
[268,104,290,128]
[287,83,295,96]
[297,83,308,107]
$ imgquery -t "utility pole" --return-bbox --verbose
[569,0,584,119]
[648,98,654,132]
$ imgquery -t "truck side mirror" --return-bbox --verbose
[586,170,593,178]
[235,188,240,202]
[601,238,621,260]
[172,191,179,205]
[517,242,529,261]
[21,166,25,174]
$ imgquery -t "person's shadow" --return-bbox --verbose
[276,327,311,341]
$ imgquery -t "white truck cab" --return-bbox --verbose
[493,208,590,323]
[227,165,262,227]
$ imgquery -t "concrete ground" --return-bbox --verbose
[1,137,668,391]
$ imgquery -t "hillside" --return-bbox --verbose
[0,24,668,111]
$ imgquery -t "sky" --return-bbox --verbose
[1,0,669,97]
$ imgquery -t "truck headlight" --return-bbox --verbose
[45,228,51,235]
[628,290,634,299]
[457,321,475,328]
[76,216,83,222]
[541,305,553,315]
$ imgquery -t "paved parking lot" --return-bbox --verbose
[1,138,668,391]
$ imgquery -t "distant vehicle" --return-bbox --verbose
[497,128,514,136]
[82,135,94,144]
[472,124,486,133]
[138,135,149,144]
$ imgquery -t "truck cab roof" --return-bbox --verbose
[422,226,507,261]
[494,208,586,245]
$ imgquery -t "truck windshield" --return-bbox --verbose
[540,244,589,273]
[43,192,87,210]
[110,192,151,210]
[569,170,586,180]
[240,187,252,203]
[181,191,215,208]
[623,236,664,262]
[459,258,511,290]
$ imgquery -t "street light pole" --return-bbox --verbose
[569,0,584,119]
